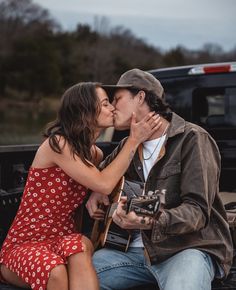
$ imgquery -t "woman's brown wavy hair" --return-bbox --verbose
[44,82,101,166]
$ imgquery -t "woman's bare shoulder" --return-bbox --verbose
[31,138,59,168]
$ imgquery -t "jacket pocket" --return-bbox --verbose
[158,162,181,179]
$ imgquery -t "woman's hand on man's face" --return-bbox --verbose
[129,112,162,144]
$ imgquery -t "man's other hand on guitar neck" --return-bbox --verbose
[86,192,110,220]
[113,197,153,230]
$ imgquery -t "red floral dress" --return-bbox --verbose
[0,166,87,290]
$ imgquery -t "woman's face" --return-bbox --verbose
[96,87,115,128]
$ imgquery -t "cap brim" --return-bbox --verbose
[101,85,133,102]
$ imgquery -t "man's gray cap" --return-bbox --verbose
[102,68,164,100]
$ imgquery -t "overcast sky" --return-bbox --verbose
[34,0,236,51]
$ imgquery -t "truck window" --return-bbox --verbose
[226,88,236,126]
[192,88,236,128]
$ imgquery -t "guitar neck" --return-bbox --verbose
[107,203,118,218]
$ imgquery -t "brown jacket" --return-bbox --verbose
[101,112,233,277]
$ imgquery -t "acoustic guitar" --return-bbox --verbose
[91,177,165,252]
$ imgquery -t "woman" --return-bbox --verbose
[0,82,161,290]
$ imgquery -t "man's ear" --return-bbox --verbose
[138,90,146,104]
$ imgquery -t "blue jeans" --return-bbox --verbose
[93,247,216,290]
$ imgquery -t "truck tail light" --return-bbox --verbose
[189,63,236,75]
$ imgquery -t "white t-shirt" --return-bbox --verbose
[129,135,166,247]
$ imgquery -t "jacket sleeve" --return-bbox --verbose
[151,129,221,242]
[99,137,128,170]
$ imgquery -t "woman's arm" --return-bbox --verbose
[42,112,161,195]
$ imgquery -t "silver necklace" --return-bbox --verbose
[142,124,169,161]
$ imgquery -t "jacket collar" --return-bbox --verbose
[132,112,185,182]
[167,112,185,138]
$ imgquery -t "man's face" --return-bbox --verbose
[112,89,139,130]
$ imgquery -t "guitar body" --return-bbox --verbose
[91,177,164,252]
[91,177,129,251]
[96,177,131,252]
[101,218,131,252]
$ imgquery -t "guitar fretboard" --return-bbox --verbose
[107,202,118,218]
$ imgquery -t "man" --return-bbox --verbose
[86,68,233,290]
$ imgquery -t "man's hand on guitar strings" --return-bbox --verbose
[140,216,153,226]
[86,192,110,220]
[113,197,153,230]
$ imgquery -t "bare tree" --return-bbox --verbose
[93,15,110,36]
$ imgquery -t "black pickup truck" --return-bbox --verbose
[1,62,236,289]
